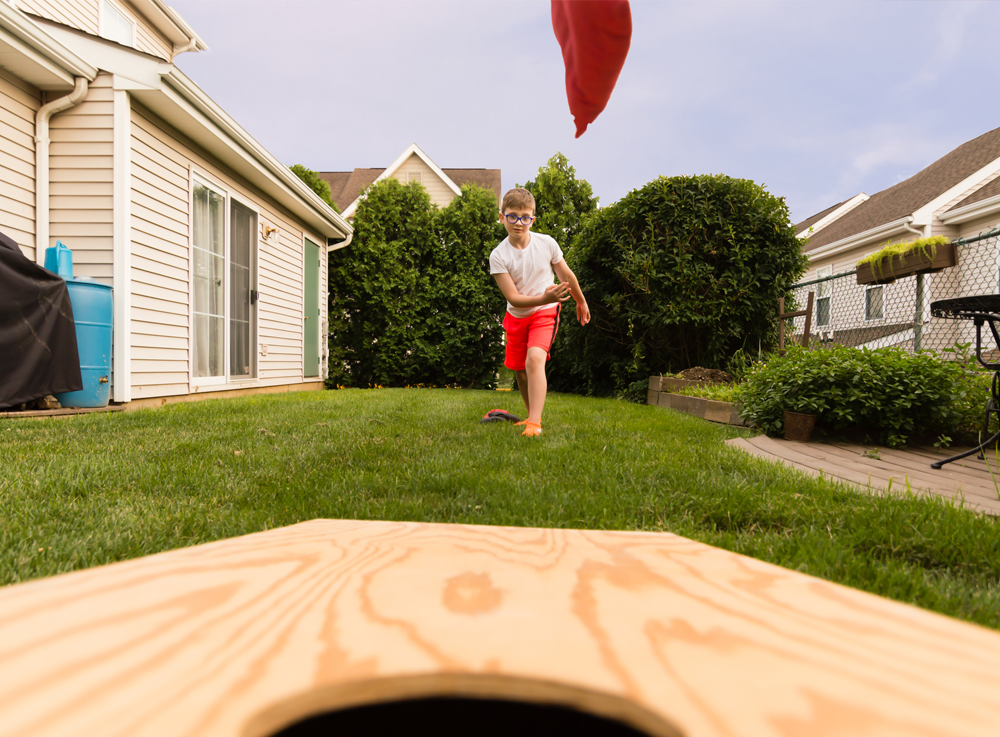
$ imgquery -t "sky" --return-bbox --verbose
[166,0,1000,225]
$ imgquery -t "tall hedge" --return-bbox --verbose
[327,179,506,388]
[548,174,809,397]
[521,152,598,245]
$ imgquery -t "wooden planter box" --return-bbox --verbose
[647,378,746,427]
[647,376,725,405]
[856,242,957,285]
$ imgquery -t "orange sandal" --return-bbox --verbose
[521,422,542,437]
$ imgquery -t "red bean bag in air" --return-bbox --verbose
[551,0,632,137]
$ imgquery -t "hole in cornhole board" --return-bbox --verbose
[271,696,656,736]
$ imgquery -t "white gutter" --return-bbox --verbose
[0,1,96,87]
[327,232,353,254]
[128,0,207,52]
[159,69,351,240]
[34,76,89,264]
[940,192,1000,225]
[805,217,922,263]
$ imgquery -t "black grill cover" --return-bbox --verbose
[0,231,82,409]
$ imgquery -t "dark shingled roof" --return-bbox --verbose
[794,199,851,234]
[319,169,382,212]
[803,125,1000,252]
[948,173,1000,212]
[443,169,502,203]
[319,168,501,213]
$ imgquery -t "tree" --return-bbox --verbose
[290,164,339,212]
[547,174,810,398]
[327,179,506,389]
[520,152,598,245]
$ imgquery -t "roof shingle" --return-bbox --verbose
[803,125,1000,252]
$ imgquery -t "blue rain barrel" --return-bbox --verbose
[55,278,114,408]
[44,240,74,278]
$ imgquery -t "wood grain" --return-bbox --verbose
[1,519,999,736]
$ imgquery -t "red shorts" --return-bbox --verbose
[503,304,561,371]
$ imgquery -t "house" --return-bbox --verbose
[794,126,1000,349]
[319,143,501,218]
[0,0,352,408]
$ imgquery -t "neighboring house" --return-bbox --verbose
[319,143,501,219]
[0,0,352,407]
[794,126,1000,348]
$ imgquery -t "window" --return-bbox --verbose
[192,179,258,383]
[815,266,832,327]
[865,285,884,321]
[407,171,422,184]
[100,0,134,47]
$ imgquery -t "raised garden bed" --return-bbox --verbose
[647,375,746,426]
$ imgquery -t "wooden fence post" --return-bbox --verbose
[778,292,815,355]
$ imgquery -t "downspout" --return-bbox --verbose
[35,76,89,264]
[325,232,352,377]
[901,218,927,351]
[171,38,197,61]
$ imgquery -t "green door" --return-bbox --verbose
[304,238,321,378]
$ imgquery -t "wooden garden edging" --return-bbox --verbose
[647,376,746,426]
[3,519,1000,736]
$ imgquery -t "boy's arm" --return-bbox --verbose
[492,272,571,309]
[553,260,590,325]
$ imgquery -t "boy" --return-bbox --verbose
[489,187,590,437]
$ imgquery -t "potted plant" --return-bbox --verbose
[782,408,818,442]
[855,235,956,285]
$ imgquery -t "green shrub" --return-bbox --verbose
[520,152,598,245]
[734,345,991,446]
[327,180,506,388]
[291,164,339,212]
[548,174,808,397]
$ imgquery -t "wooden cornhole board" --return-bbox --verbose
[1,519,999,737]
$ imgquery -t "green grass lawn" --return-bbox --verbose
[3,388,1000,629]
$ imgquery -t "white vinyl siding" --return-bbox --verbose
[957,213,1000,241]
[48,73,114,281]
[391,153,456,208]
[129,108,190,398]
[0,67,41,260]
[133,16,172,60]
[15,0,99,35]
[129,104,326,399]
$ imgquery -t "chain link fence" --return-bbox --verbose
[786,228,1000,357]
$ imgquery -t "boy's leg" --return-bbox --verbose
[524,346,548,425]
[514,369,530,417]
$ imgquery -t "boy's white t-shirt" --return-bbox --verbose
[489,232,564,318]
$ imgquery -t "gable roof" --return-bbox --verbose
[35,17,350,243]
[802,125,1000,253]
[0,1,97,90]
[319,144,501,217]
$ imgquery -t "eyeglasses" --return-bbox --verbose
[503,214,535,225]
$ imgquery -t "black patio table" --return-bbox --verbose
[930,295,1000,469]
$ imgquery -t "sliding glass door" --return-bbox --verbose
[192,179,257,383]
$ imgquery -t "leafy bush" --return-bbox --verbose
[520,152,598,244]
[548,174,808,397]
[291,164,339,212]
[327,179,506,388]
[734,344,991,446]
